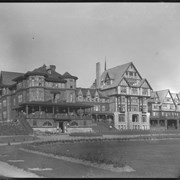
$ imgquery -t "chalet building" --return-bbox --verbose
[148,89,180,130]
[92,62,152,130]
[75,88,114,123]
[0,65,96,133]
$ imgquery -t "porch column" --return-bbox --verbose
[52,106,54,115]
[26,105,28,118]
[157,119,160,126]
[177,120,179,130]
[165,119,167,130]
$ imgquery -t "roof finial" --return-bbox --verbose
[105,56,107,71]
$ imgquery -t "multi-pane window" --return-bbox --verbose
[120,87,127,94]
[119,115,125,122]
[131,97,138,103]
[131,105,138,112]
[13,98,16,106]
[2,88,6,95]
[3,111,7,119]
[102,106,105,112]
[142,115,146,122]
[132,114,139,122]
[142,88,148,95]
[78,96,83,102]
[94,105,99,111]
[152,104,159,110]
[3,100,6,107]
[121,96,125,103]
[152,112,159,116]
[131,88,138,95]
[18,95,23,103]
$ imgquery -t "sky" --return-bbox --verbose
[0,3,180,93]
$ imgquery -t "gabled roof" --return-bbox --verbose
[156,89,176,105]
[62,72,78,80]
[147,91,160,103]
[76,88,109,99]
[138,78,153,90]
[100,62,142,90]
[0,71,24,87]
[171,93,179,100]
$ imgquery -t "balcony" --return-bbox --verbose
[26,111,92,120]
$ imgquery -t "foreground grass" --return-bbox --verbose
[23,140,127,168]
[0,135,38,143]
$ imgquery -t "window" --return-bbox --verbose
[31,77,35,86]
[70,94,73,102]
[129,72,133,76]
[2,88,6,95]
[119,105,125,112]
[152,104,159,110]
[78,96,83,101]
[43,121,53,127]
[3,100,6,107]
[152,112,159,116]
[120,87,127,94]
[131,105,138,112]
[122,96,125,103]
[18,95,23,103]
[3,111,7,119]
[13,98,16,106]
[119,115,125,122]
[131,97,138,103]
[142,116,146,122]
[102,106,105,111]
[142,88,148,95]
[95,97,99,102]
[131,88,138,95]
[132,114,139,122]
[94,105,99,111]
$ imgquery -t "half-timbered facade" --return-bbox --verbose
[92,62,152,130]
[76,88,114,124]
[148,90,180,130]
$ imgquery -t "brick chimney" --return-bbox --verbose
[96,62,101,89]
[50,65,56,71]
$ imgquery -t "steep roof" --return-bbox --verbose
[100,62,135,89]
[76,88,109,99]
[62,72,78,80]
[156,89,169,103]
[0,71,24,87]
[13,64,67,83]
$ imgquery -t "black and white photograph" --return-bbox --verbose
[0,2,180,178]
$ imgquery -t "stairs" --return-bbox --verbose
[92,121,118,134]
[18,113,33,135]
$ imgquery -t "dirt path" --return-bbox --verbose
[0,160,41,178]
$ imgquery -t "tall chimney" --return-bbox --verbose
[96,62,101,89]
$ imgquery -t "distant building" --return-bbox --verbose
[148,89,180,130]
[0,65,99,133]
[92,62,152,130]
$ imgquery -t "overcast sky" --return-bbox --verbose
[0,3,180,92]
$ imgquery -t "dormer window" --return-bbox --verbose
[95,97,99,102]
[47,69,51,74]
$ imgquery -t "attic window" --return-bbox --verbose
[47,69,51,74]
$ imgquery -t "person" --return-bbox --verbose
[109,125,112,130]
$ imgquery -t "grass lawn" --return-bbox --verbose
[23,138,180,177]
[0,135,38,143]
